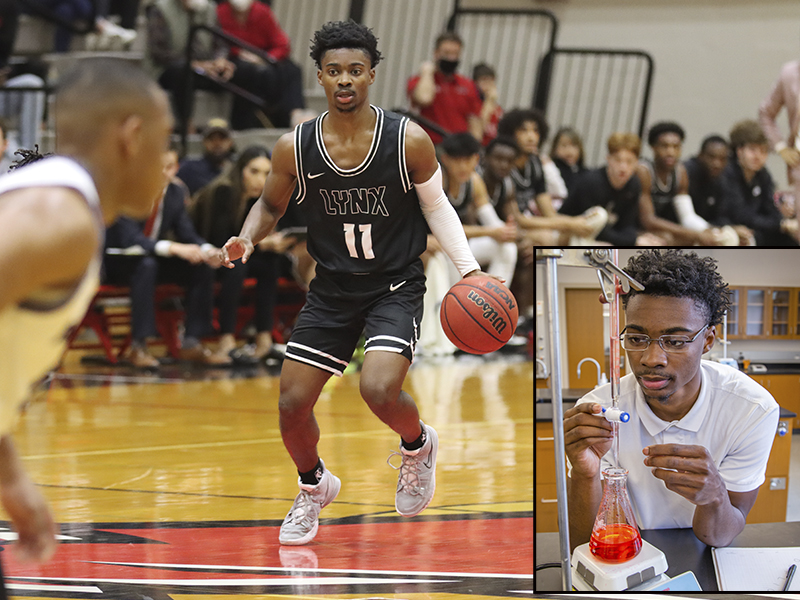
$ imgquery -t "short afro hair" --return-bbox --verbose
[647,121,685,146]
[309,20,382,70]
[621,249,731,327]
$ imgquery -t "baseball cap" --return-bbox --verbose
[204,118,231,139]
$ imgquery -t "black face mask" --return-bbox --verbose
[438,59,459,75]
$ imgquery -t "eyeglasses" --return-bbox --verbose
[619,324,710,353]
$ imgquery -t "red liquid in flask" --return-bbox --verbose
[589,524,642,563]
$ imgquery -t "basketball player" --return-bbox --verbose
[0,59,171,574]
[221,21,494,545]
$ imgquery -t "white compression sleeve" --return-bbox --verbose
[673,194,710,231]
[415,165,481,277]
[476,202,505,228]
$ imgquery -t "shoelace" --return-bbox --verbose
[387,450,422,496]
[286,491,316,525]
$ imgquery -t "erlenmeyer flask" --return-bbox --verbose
[589,467,642,563]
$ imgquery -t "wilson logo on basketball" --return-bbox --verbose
[484,281,517,311]
[466,290,508,334]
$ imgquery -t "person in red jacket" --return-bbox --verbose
[216,0,313,129]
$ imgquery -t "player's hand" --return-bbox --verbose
[221,236,255,268]
[778,147,800,168]
[203,246,224,268]
[490,220,517,243]
[563,402,614,479]
[643,444,727,507]
[0,457,57,563]
[170,242,206,264]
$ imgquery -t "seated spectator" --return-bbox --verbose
[0,117,12,172]
[550,126,589,195]
[216,0,313,128]
[104,150,231,368]
[560,132,664,246]
[722,119,799,246]
[0,0,46,151]
[88,0,140,50]
[407,32,482,144]
[685,135,755,245]
[637,121,730,245]
[497,108,590,241]
[192,145,299,362]
[472,63,503,147]
[145,0,229,129]
[176,118,234,195]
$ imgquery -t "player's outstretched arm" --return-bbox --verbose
[221,132,298,268]
[404,123,504,282]
[0,188,98,312]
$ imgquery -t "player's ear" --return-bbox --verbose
[118,114,144,158]
[317,68,323,86]
[368,68,375,85]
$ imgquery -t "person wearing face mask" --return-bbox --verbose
[215,0,314,129]
[407,31,483,145]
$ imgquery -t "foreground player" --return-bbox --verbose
[0,59,171,575]
[222,21,492,545]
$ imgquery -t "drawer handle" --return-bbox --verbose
[541,498,558,504]
[537,437,555,442]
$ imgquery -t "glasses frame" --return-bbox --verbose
[619,324,710,353]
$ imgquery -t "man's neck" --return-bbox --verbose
[653,159,672,182]
[739,161,756,184]
[324,102,375,137]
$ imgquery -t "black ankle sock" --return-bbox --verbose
[299,459,323,485]
[401,424,426,451]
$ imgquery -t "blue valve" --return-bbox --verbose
[602,407,630,423]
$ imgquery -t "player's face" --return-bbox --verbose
[125,91,174,218]
[515,121,539,155]
[698,141,728,179]
[485,144,517,179]
[318,48,375,113]
[652,132,682,170]
[736,143,768,175]
[442,153,479,184]
[605,148,638,190]
[241,156,271,199]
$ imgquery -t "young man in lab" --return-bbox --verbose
[563,249,779,549]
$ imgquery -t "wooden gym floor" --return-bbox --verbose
[2,349,533,599]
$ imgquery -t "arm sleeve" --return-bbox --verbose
[415,165,481,277]
[673,193,711,231]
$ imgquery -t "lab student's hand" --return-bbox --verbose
[170,242,206,264]
[0,442,57,563]
[643,444,728,507]
[563,402,614,479]
[221,236,255,268]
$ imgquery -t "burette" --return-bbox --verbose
[608,249,621,468]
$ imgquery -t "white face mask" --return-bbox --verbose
[229,0,253,11]
[186,0,208,12]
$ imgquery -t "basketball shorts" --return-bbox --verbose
[285,260,426,376]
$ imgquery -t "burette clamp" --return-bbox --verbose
[602,407,630,423]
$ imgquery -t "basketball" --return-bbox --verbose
[440,276,519,354]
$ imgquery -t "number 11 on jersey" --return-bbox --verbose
[343,223,375,259]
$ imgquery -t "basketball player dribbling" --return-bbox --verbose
[221,20,501,545]
[0,59,171,581]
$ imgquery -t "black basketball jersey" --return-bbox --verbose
[293,106,428,275]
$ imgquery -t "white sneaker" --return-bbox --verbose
[389,422,438,516]
[279,460,341,545]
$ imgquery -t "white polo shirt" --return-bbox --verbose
[571,360,779,530]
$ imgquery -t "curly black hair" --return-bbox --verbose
[647,121,685,147]
[621,249,731,326]
[496,108,550,143]
[9,145,52,171]
[309,20,382,70]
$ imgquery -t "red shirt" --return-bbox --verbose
[216,2,291,62]
[407,71,483,144]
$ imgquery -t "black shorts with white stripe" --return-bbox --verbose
[285,260,425,377]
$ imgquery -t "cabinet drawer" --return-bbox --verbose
[536,482,559,532]
[536,422,556,484]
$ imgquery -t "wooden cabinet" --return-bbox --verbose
[536,420,559,532]
[729,286,799,339]
[750,374,800,431]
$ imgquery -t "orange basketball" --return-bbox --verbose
[440,276,519,354]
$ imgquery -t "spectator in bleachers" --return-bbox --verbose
[176,117,234,195]
[145,0,228,129]
[407,32,482,144]
[497,108,590,241]
[560,132,664,246]
[684,135,754,246]
[192,144,295,362]
[0,117,12,172]
[32,0,92,52]
[637,121,731,245]
[758,57,800,207]
[472,63,502,147]
[215,0,313,129]
[0,0,46,151]
[104,149,231,368]
[721,119,799,246]
[88,0,140,49]
[550,126,588,196]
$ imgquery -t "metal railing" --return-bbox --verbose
[534,47,654,166]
